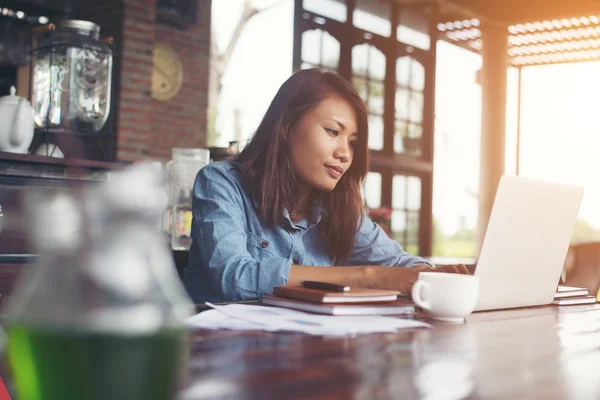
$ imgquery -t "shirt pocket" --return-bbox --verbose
[245,231,275,259]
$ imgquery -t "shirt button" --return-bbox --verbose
[293,258,299,264]
[261,241,269,248]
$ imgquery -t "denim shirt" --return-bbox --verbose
[183,161,433,302]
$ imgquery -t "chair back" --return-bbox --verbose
[564,242,600,300]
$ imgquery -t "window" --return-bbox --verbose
[303,0,346,23]
[354,0,391,37]
[392,175,421,254]
[363,172,382,208]
[352,44,385,150]
[301,29,340,72]
[394,56,425,155]
[294,0,436,255]
[396,12,430,50]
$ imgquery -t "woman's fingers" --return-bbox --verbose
[455,264,471,275]
[439,264,459,274]
[432,264,471,275]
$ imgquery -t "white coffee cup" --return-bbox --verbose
[411,272,479,323]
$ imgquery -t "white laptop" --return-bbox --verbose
[474,175,583,311]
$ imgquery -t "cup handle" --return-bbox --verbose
[412,280,431,311]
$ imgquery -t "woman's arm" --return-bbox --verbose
[287,264,469,293]
[346,214,435,268]
[190,165,468,299]
[190,164,293,301]
[286,214,469,293]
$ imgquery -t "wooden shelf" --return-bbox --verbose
[0,151,126,176]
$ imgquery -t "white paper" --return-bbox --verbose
[185,303,431,336]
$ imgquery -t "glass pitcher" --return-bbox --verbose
[4,163,194,400]
[31,20,113,132]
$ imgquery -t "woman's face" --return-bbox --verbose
[288,95,359,193]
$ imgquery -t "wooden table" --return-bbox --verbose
[181,304,600,399]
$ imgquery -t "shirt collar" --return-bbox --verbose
[252,190,327,229]
[282,197,326,230]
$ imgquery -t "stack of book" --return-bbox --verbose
[262,285,414,316]
[552,285,597,305]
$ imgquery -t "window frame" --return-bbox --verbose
[293,0,437,255]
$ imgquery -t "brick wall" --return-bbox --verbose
[120,0,211,160]
[78,0,211,161]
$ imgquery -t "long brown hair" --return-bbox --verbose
[235,68,369,264]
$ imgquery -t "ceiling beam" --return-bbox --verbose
[432,0,600,25]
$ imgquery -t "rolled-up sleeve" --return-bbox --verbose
[347,214,434,268]
[191,166,292,301]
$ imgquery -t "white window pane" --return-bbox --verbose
[354,0,391,37]
[352,44,385,81]
[353,76,368,101]
[393,175,421,210]
[396,11,430,50]
[395,87,409,120]
[395,121,422,155]
[302,30,340,69]
[408,124,422,139]
[368,82,384,115]
[322,31,340,69]
[406,211,420,249]
[397,25,430,50]
[364,172,382,208]
[352,44,369,76]
[408,92,424,123]
[410,60,425,91]
[392,210,406,232]
[396,57,411,87]
[407,176,421,210]
[392,175,406,208]
[407,124,422,154]
[396,57,425,91]
[394,120,407,153]
[368,46,386,82]
[368,115,384,151]
[302,30,321,65]
[303,0,347,22]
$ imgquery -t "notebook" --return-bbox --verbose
[262,296,414,315]
[552,295,597,306]
[554,285,589,298]
[272,285,400,303]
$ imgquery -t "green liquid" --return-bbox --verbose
[7,324,186,400]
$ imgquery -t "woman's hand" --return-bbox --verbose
[373,264,471,293]
[288,264,472,294]
[414,264,471,275]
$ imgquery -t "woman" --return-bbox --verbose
[183,68,468,302]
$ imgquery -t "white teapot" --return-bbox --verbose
[0,86,35,154]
